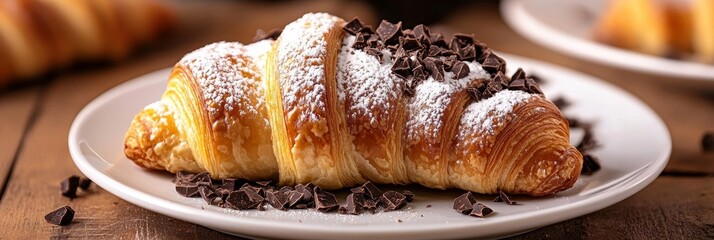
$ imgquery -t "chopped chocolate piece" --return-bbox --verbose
[529,74,546,84]
[380,191,407,211]
[215,187,232,200]
[258,203,266,211]
[60,176,80,199]
[442,56,457,71]
[279,186,294,193]
[287,190,304,208]
[704,133,714,152]
[363,199,378,213]
[552,97,570,110]
[427,45,442,57]
[312,186,322,194]
[498,191,517,205]
[526,78,544,94]
[453,192,477,214]
[343,18,365,35]
[376,20,402,44]
[404,79,417,96]
[567,117,580,128]
[508,78,528,92]
[439,49,457,57]
[423,57,445,81]
[402,29,415,38]
[511,68,527,82]
[413,24,431,39]
[344,193,365,215]
[412,65,429,82]
[456,44,476,61]
[577,128,597,152]
[367,36,384,50]
[176,181,200,198]
[241,185,265,203]
[220,179,240,191]
[173,171,194,183]
[45,206,74,226]
[361,182,383,200]
[391,56,412,79]
[266,190,289,210]
[255,180,272,187]
[482,53,505,74]
[364,47,383,61]
[452,61,470,79]
[350,186,365,194]
[430,33,448,47]
[400,37,422,52]
[469,203,493,218]
[191,172,212,186]
[475,42,490,63]
[581,154,602,175]
[314,190,339,212]
[402,190,415,202]
[451,33,475,47]
[352,32,368,50]
[492,72,509,88]
[199,186,217,204]
[338,206,348,214]
[78,178,92,190]
[253,28,282,42]
[226,190,261,210]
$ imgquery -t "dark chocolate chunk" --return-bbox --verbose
[526,77,543,94]
[508,78,528,92]
[191,172,212,186]
[287,190,305,208]
[199,186,217,204]
[577,128,597,152]
[343,18,365,35]
[453,192,477,214]
[413,24,431,39]
[253,28,282,42]
[402,29,415,38]
[552,97,570,110]
[367,35,384,49]
[173,171,194,183]
[220,179,240,191]
[255,180,272,187]
[456,45,477,61]
[400,37,422,52]
[581,154,602,175]
[469,203,493,218]
[361,182,383,200]
[442,56,457,71]
[430,33,448,47]
[175,181,200,198]
[352,32,368,50]
[363,199,378,213]
[404,78,417,96]
[426,204,432,208]
[314,190,339,212]
[451,33,475,48]
[427,45,442,57]
[482,53,505,74]
[60,176,80,199]
[511,68,527,83]
[492,72,509,88]
[499,191,517,205]
[266,190,289,210]
[402,190,415,202]
[379,191,407,211]
[241,185,265,203]
[338,206,348,214]
[350,186,365,194]
[391,57,412,79]
[45,206,74,226]
[702,132,714,152]
[225,190,261,210]
[376,20,402,44]
[412,65,429,82]
[364,47,383,61]
[452,61,470,79]
[344,193,365,215]
[567,117,580,128]
[423,57,445,81]
[78,178,92,190]
[475,42,490,63]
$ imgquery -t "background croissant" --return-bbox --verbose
[124,13,582,197]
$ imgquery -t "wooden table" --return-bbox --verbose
[0,1,712,239]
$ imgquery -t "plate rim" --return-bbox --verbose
[68,54,671,239]
[501,0,714,81]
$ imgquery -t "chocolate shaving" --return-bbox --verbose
[577,127,597,153]
[253,28,282,42]
[45,206,74,226]
[376,20,402,44]
[380,191,407,211]
[60,176,80,199]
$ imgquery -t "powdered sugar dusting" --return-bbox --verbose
[337,35,403,132]
[405,60,491,144]
[179,41,267,124]
[455,90,535,153]
[245,40,274,72]
[276,13,341,124]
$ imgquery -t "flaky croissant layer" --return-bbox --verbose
[125,13,582,196]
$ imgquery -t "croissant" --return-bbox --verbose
[124,13,582,196]
[0,0,174,85]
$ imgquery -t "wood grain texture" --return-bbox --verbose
[0,87,39,194]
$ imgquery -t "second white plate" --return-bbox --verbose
[68,54,671,239]
[502,0,714,84]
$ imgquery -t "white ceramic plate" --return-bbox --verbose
[501,0,714,83]
[69,54,671,239]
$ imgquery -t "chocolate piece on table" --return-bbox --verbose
[361,182,383,200]
[451,61,470,79]
[498,191,517,205]
[253,28,282,42]
[363,199,378,213]
[338,206,348,214]
[241,185,265,203]
[314,190,339,212]
[469,203,493,218]
[380,191,407,212]
[175,181,200,198]
[343,17,365,35]
[376,20,402,44]
[191,172,212,186]
[702,132,714,152]
[220,178,240,191]
[344,193,365,215]
[198,186,217,203]
[453,191,477,214]
[45,206,75,226]
[581,154,602,175]
[60,176,80,199]
[78,178,92,190]
[225,190,261,210]
[401,190,415,202]
[287,190,305,208]
[265,190,289,211]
